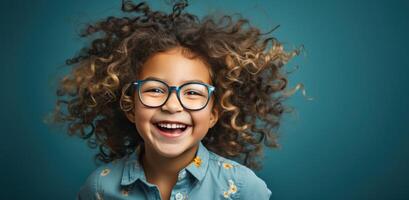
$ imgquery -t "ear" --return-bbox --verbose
[125,109,135,123]
[209,106,219,128]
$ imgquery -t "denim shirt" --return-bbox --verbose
[77,142,271,200]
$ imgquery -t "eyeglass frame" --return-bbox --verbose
[132,78,216,111]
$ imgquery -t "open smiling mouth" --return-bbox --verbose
[153,122,191,138]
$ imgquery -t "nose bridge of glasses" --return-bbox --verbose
[167,86,180,97]
[165,86,182,105]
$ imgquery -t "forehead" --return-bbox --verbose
[138,47,212,85]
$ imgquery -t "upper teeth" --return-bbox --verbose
[157,123,187,129]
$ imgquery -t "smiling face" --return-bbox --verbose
[126,47,219,158]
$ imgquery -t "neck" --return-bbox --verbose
[141,143,199,181]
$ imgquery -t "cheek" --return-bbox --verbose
[133,101,153,127]
[192,109,212,128]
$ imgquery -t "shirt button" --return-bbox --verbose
[175,192,184,200]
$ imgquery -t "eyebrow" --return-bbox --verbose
[144,76,208,85]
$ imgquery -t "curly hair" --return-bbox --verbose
[46,0,310,170]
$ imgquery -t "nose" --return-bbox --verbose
[161,89,183,113]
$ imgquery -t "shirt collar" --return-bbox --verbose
[120,142,210,186]
[185,141,210,182]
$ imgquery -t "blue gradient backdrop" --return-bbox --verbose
[1,0,408,199]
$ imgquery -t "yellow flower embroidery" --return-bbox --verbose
[223,191,230,198]
[100,168,110,176]
[223,179,238,198]
[192,156,202,167]
[229,183,237,193]
[222,163,233,169]
[228,180,237,194]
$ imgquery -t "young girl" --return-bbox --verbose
[49,0,307,199]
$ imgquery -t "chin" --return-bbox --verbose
[153,141,194,158]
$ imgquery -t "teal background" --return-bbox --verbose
[1,0,408,199]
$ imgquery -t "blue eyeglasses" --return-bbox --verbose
[132,78,215,111]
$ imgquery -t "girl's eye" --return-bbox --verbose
[185,90,204,96]
[145,88,165,93]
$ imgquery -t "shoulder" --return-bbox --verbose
[207,152,272,199]
[77,157,127,200]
